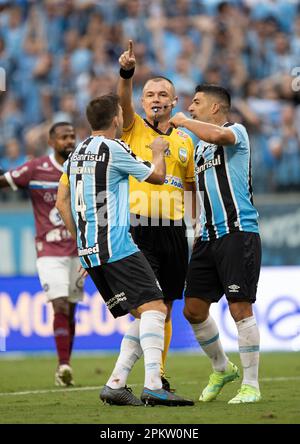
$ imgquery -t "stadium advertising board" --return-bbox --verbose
[1,201,300,276]
[0,267,299,353]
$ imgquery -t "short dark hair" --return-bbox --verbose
[144,76,175,96]
[86,93,120,131]
[49,122,73,138]
[148,76,174,87]
[195,84,231,111]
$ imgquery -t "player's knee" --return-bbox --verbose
[228,301,253,322]
[137,299,167,316]
[183,305,207,323]
[52,298,69,316]
[165,301,173,322]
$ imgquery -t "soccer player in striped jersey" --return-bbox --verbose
[169,84,261,404]
[0,122,83,387]
[56,93,194,406]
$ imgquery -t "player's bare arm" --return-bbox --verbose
[118,40,136,129]
[56,180,77,240]
[169,112,236,146]
[146,136,168,185]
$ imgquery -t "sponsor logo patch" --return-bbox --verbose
[178,147,188,163]
[164,175,183,189]
[78,244,99,256]
[72,152,106,162]
[176,130,189,139]
[195,155,221,174]
[106,292,127,310]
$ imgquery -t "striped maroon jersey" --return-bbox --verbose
[5,153,77,257]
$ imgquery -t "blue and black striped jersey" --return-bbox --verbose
[195,122,259,241]
[64,135,154,267]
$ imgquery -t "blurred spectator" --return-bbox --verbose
[269,105,300,191]
[1,138,26,171]
[0,0,300,197]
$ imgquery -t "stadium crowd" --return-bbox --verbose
[1,0,300,198]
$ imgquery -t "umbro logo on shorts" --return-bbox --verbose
[228,284,240,293]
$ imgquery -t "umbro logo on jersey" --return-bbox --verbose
[228,284,240,293]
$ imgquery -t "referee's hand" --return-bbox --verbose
[119,40,136,71]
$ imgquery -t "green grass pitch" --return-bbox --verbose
[0,352,299,424]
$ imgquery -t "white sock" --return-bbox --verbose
[236,315,260,390]
[107,319,142,389]
[140,310,166,390]
[191,315,228,372]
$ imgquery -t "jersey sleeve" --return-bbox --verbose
[185,137,195,183]
[227,123,249,150]
[4,160,34,190]
[60,172,69,186]
[112,139,154,182]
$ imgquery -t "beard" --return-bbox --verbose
[61,148,74,160]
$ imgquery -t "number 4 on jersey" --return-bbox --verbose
[75,180,87,221]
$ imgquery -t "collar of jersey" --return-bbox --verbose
[49,153,64,172]
[143,118,173,136]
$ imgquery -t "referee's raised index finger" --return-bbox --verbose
[128,40,133,56]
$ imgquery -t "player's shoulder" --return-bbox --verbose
[230,121,246,129]
[110,138,132,153]
[34,154,49,164]
[172,128,193,144]
[226,122,248,135]
[31,155,65,182]
[24,155,51,171]
[123,113,144,133]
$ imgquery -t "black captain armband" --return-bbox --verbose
[120,67,135,79]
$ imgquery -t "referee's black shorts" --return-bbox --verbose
[185,231,261,303]
[130,216,189,301]
[87,251,163,318]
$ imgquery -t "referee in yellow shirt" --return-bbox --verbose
[118,40,196,391]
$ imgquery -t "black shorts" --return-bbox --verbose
[87,252,163,318]
[185,231,261,303]
[130,216,188,301]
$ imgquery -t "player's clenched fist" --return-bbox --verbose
[150,136,170,154]
[169,112,189,129]
[119,40,136,71]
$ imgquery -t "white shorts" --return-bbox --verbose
[36,256,84,303]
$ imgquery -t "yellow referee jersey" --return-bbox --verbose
[123,113,195,221]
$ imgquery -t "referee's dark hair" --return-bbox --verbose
[195,84,231,112]
[86,93,120,131]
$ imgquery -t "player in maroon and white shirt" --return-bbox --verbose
[0,122,84,386]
